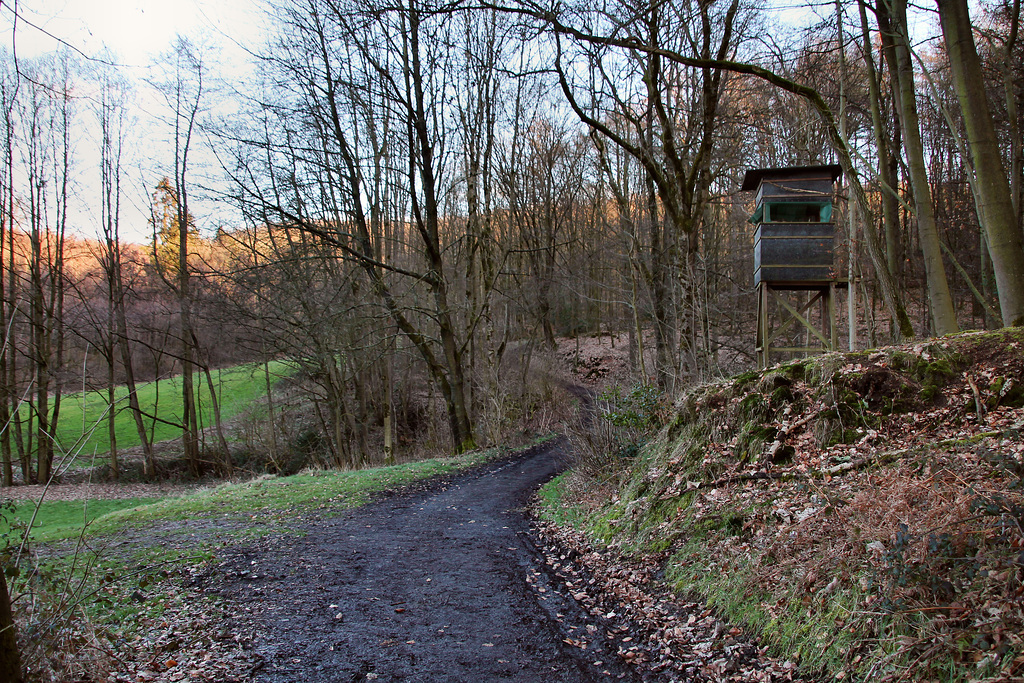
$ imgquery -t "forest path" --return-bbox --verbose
[205,439,644,682]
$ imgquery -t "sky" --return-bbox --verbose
[0,0,268,242]
[2,0,264,68]
[2,0,946,62]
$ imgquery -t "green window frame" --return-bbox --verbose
[749,202,832,224]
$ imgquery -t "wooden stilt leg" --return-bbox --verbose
[829,282,837,351]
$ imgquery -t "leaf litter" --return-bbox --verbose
[542,329,1024,682]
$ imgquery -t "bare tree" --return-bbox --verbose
[95,65,156,477]
[874,0,959,335]
[17,55,74,484]
[856,0,903,281]
[226,0,524,453]
[151,37,208,474]
[542,0,749,387]
[486,0,916,340]
[938,0,1024,327]
[0,52,19,487]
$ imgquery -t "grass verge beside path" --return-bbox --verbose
[6,445,510,547]
[92,447,506,536]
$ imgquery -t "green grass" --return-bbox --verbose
[4,447,505,546]
[39,359,296,462]
[536,472,585,526]
[1,498,162,544]
[94,451,500,533]
[665,540,865,676]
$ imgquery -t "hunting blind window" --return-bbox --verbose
[748,201,832,224]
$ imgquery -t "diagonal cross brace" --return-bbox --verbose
[766,289,830,348]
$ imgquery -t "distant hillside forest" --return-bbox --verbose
[1,0,1022,485]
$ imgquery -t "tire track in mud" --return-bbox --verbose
[207,440,643,682]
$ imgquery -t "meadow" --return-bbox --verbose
[36,360,295,463]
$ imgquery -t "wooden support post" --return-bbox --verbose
[829,281,837,351]
[756,283,768,368]
[757,281,844,367]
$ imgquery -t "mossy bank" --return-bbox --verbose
[541,328,1024,682]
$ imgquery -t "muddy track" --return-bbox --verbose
[203,439,645,682]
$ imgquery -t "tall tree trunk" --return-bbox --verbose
[880,0,959,335]
[383,344,394,465]
[8,214,26,483]
[104,142,119,482]
[107,331,118,481]
[646,181,673,391]
[179,230,200,475]
[30,183,50,485]
[857,0,902,279]
[939,0,1024,326]
[162,37,206,474]
[262,355,280,469]
[49,115,68,482]
[323,357,353,467]
[1001,0,1023,225]
[838,0,858,350]
[102,78,154,478]
[116,304,153,476]
[202,362,231,474]
[407,7,475,452]
[0,97,12,487]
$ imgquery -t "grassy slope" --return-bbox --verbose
[45,360,294,460]
[540,329,1024,682]
[90,449,502,535]
[2,498,162,544]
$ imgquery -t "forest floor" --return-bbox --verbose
[25,330,1024,681]
[15,334,801,682]
[540,328,1024,681]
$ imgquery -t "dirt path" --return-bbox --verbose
[203,439,643,682]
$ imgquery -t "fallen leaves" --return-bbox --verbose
[529,518,806,682]
[104,576,259,683]
[545,329,1024,682]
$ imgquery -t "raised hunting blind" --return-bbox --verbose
[741,164,845,367]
